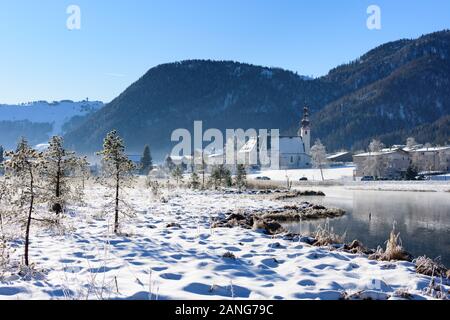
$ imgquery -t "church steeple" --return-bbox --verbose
[299,106,311,155]
[301,106,310,128]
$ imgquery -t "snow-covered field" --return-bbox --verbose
[0,181,447,300]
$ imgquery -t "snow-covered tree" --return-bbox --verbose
[406,137,417,149]
[363,139,386,179]
[0,180,7,232]
[4,137,43,266]
[171,165,184,186]
[41,136,83,215]
[438,150,449,171]
[369,139,384,153]
[75,156,90,190]
[235,164,247,190]
[97,131,135,234]
[139,145,153,175]
[310,139,328,181]
[164,156,175,171]
[189,171,200,190]
[200,150,207,189]
[210,165,232,189]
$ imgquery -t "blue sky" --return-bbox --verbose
[0,0,449,104]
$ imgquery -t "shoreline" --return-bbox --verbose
[0,183,448,300]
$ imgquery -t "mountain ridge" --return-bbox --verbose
[59,30,450,156]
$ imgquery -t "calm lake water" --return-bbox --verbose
[283,188,450,266]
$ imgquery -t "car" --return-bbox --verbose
[255,176,271,181]
[361,176,375,181]
[299,177,308,181]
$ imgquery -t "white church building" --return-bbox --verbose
[275,106,312,169]
[238,106,312,169]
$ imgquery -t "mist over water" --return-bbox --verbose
[284,189,450,266]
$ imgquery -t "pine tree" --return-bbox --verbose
[189,171,200,190]
[210,165,232,189]
[140,145,153,175]
[41,136,83,215]
[97,130,135,234]
[5,137,43,266]
[223,166,232,187]
[0,145,4,175]
[172,165,183,186]
[235,164,247,190]
[405,165,418,180]
[165,156,175,171]
[210,166,222,189]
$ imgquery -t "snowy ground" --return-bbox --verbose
[249,166,356,182]
[0,181,448,300]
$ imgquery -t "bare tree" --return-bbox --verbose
[364,139,385,179]
[438,150,449,172]
[310,139,328,181]
[5,138,43,266]
[369,139,384,153]
[76,156,90,190]
[406,137,417,149]
[97,131,135,234]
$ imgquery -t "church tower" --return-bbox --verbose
[299,106,311,155]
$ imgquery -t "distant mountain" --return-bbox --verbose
[59,30,450,157]
[0,100,103,149]
[309,30,450,150]
[64,61,342,156]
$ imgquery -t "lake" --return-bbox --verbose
[283,188,450,266]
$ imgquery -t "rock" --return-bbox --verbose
[227,213,247,221]
[343,239,369,253]
[274,190,326,200]
[253,218,285,235]
[348,240,363,250]
[222,252,237,260]
[166,222,182,228]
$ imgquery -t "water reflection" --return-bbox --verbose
[284,189,450,266]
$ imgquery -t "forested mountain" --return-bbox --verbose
[60,30,450,157]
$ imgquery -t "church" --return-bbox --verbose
[274,106,312,169]
[238,106,312,170]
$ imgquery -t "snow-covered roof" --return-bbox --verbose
[238,137,258,153]
[208,153,224,159]
[272,136,305,154]
[327,151,350,160]
[412,146,450,152]
[353,149,405,157]
[34,143,50,152]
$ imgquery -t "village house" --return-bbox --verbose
[409,146,450,173]
[353,144,450,179]
[326,151,354,166]
[353,148,411,179]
